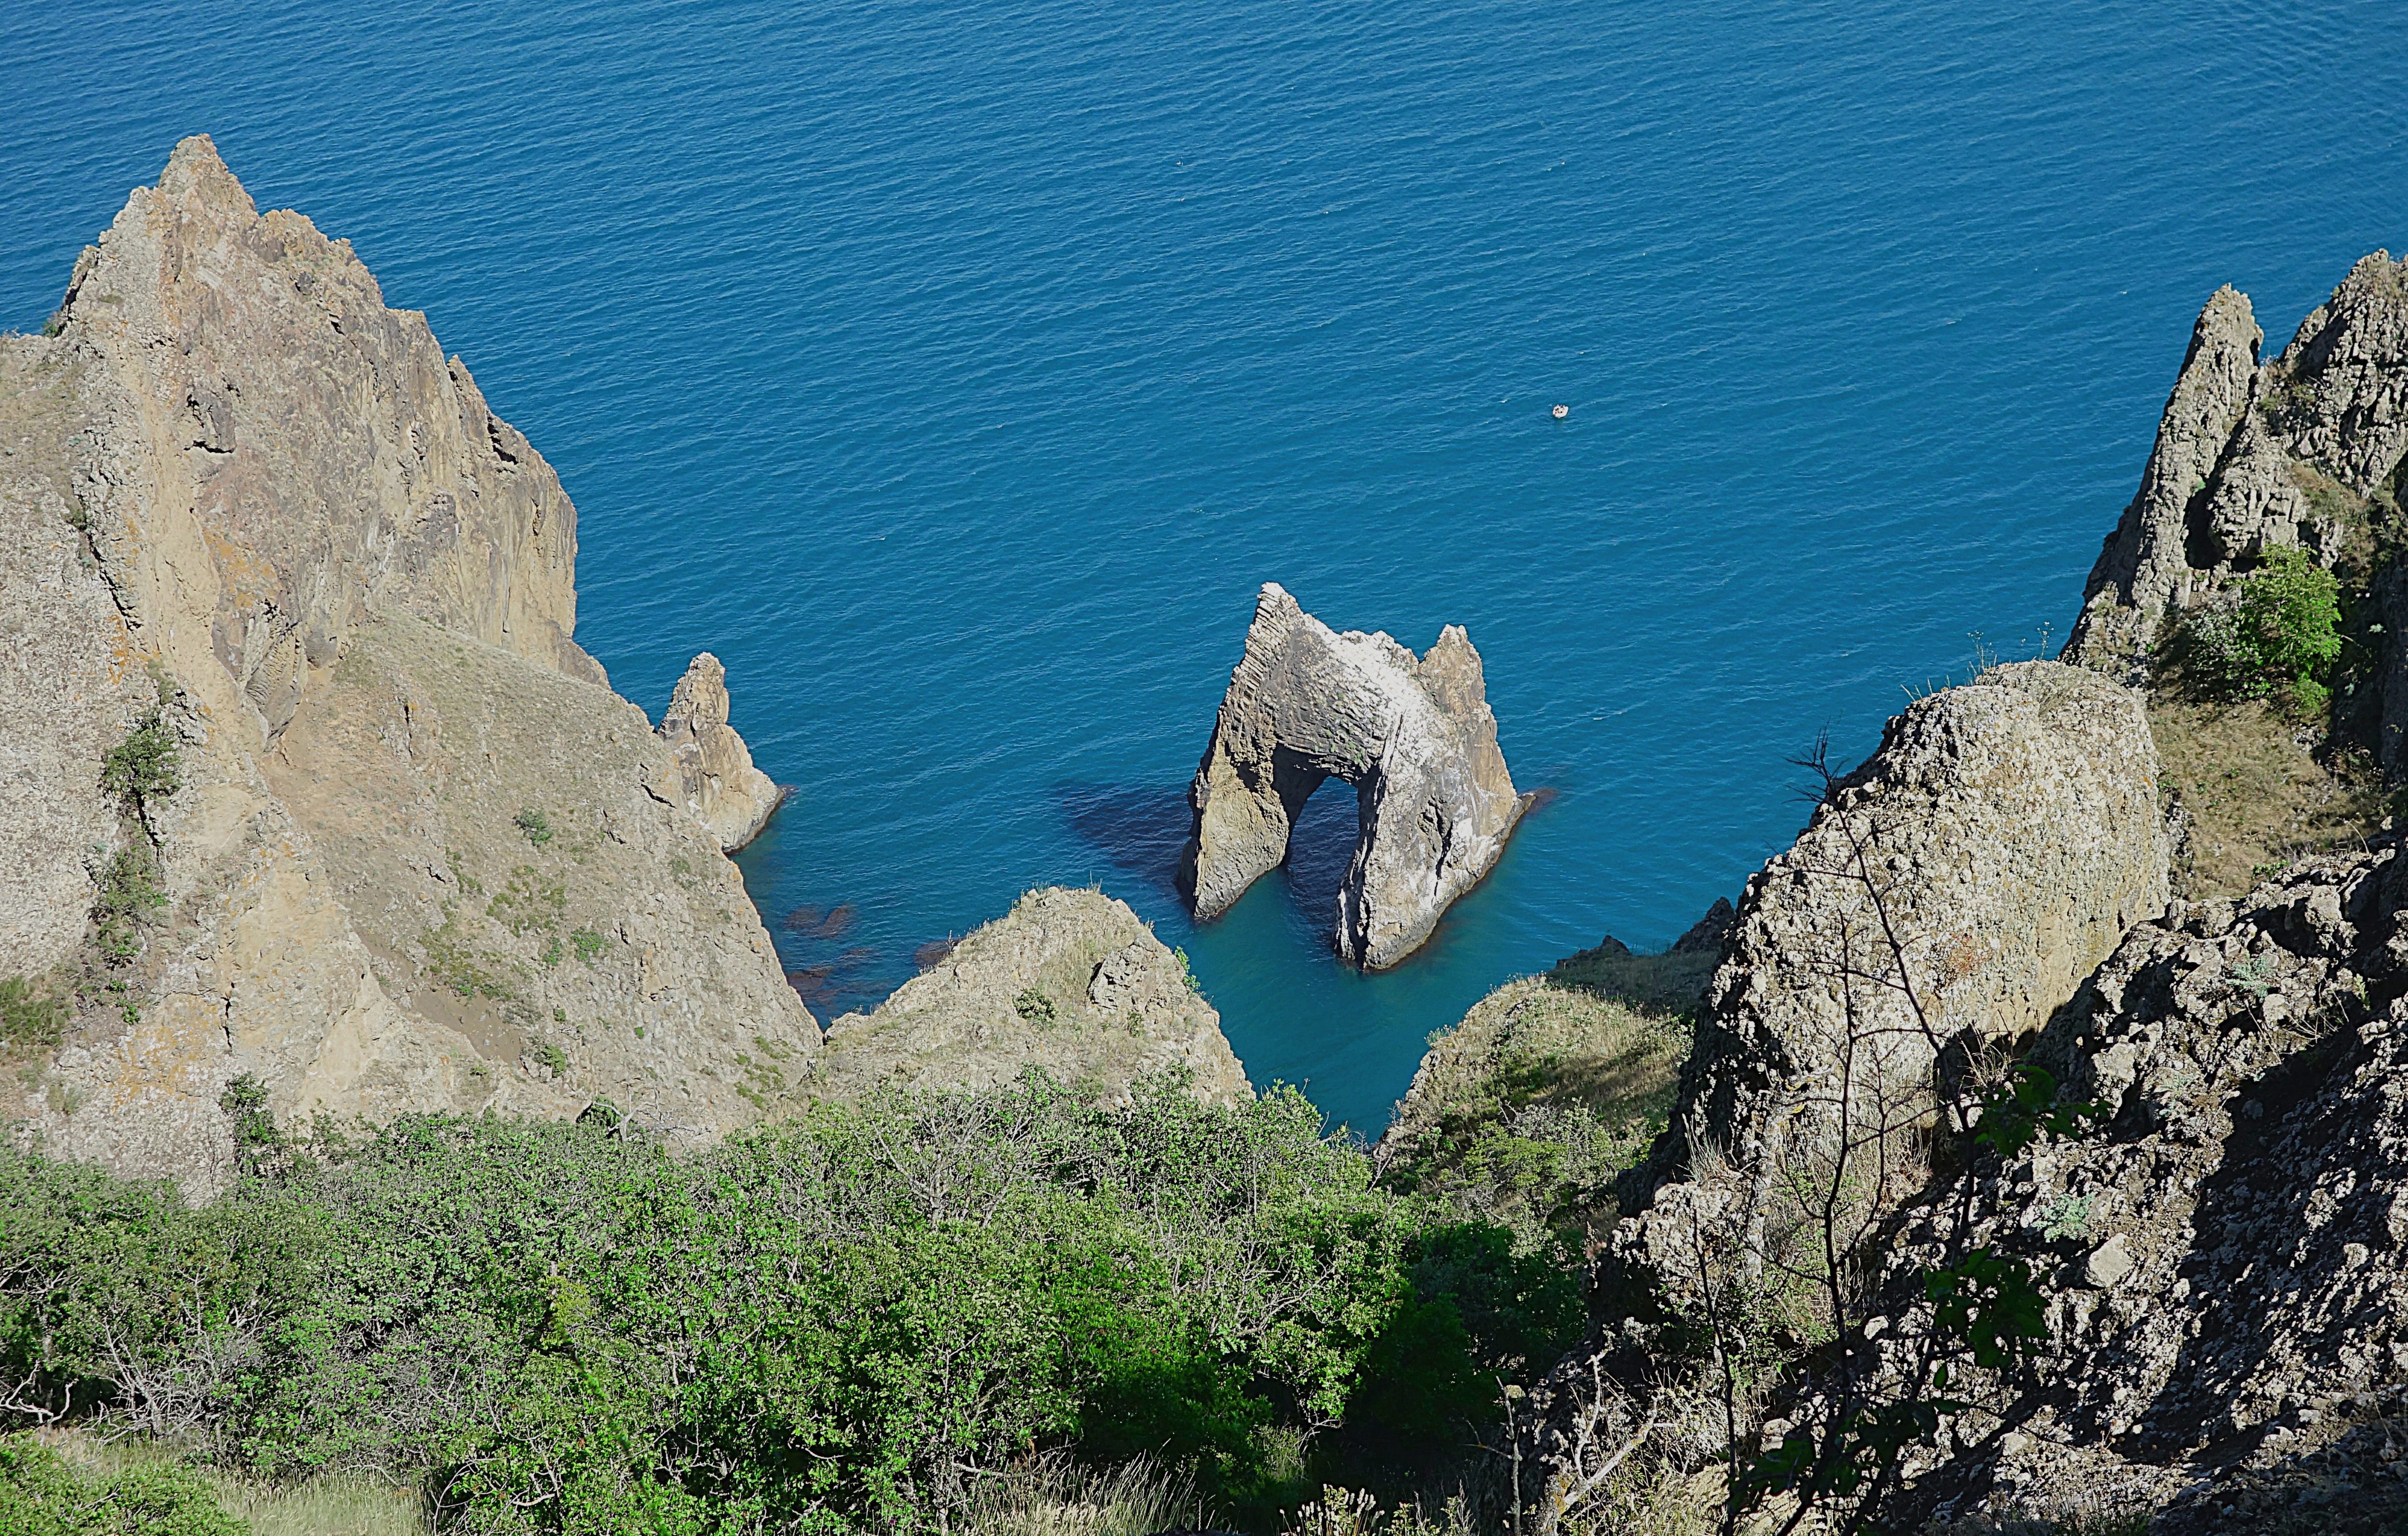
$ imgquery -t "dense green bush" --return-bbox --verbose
[0,1073,1548,1534]
[2182,544,2343,714]
[0,1434,245,1536]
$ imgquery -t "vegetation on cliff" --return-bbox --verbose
[0,1072,1584,1535]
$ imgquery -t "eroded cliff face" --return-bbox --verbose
[1513,662,2169,1530]
[1629,661,2168,1234]
[2069,254,2408,695]
[1777,844,2408,1533]
[813,887,1250,1107]
[1182,582,1525,969]
[0,138,815,1194]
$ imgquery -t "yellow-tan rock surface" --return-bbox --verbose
[0,138,815,1193]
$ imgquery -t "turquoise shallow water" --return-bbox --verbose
[8,1,2406,1132]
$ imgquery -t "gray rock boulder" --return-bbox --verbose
[647,653,786,852]
[1642,661,2168,1220]
[1181,583,1526,968]
[812,887,1249,1106]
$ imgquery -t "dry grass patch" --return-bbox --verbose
[2146,691,2385,898]
[45,1431,431,1536]
[959,1453,1203,1536]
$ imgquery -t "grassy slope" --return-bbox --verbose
[2146,682,2387,901]
[1377,941,1717,1254]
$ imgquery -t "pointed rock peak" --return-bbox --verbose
[650,655,785,852]
[2194,282,2261,358]
[155,133,259,224]
[661,653,734,738]
[1671,897,1736,954]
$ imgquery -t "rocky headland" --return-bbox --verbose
[0,138,814,1193]
[1182,582,1526,969]
[1485,260,2408,1535]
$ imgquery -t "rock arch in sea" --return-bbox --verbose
[1179,583,1528,969]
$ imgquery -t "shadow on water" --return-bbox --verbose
[1280,779,1364,929]
[1052,782,1194,903]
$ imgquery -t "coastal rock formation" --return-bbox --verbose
[0,138,815,1195]
[1670,896,1735,955]
[2069,254,2408,694]
[1775,843,2408,1532]
[812,887,1249,1106]
[1634,661,2168,1221]
[1181,583,1525,968]
[647,653,786,851]
[1516,662,2168,1528]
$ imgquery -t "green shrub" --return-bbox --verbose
[512,809,552,846]
[0,1434,246,1536]
[0,1075,1527,1534]
[1013,987,1058,1026]
[100,711,181,818]
[93,841,167,963]
[2182,545,2343,713]
[0,977,69,1054]
[0,1147,321,1442]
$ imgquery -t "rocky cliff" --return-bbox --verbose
[1511,661,2168,1529]
[1182,582,1526,969]
[812,887,1250,1106]
[1623,661,2167,1253]
[2069,255,2408,677]
[0,138,815,1194]
[1774,842,2408,1532]
[1497,259,2408,1534]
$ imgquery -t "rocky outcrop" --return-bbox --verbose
[0,138,816,1195]
[2068,255,2408,689]
[1515,663,2168,1529]
[1670,897,1735,955]
[1181,583,1526,968]
[1629,661,2168,1227]
[647,653,786,851]
[1772,844,2408,1533]
[1375,918,1718,1250]
[812,887,1249,1106]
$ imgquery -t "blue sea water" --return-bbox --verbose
[7,1,2406,1133]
